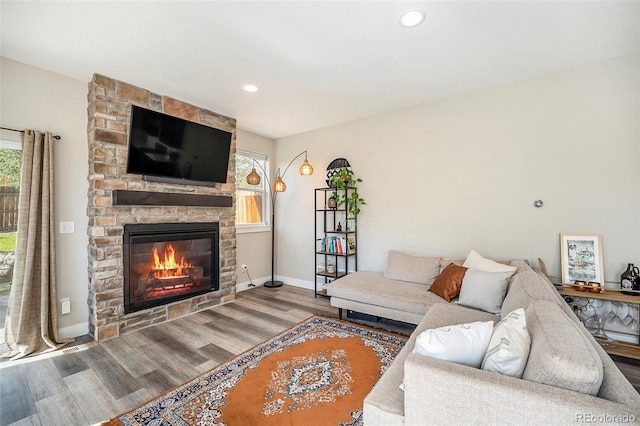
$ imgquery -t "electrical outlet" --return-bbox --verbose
[241,264,248,271]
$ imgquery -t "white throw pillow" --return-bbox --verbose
[458,268,514,314]
[463,250,517,274]
[482,308,531,378]
[413,321,494,368]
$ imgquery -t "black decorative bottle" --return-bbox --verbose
[620,263,640,296]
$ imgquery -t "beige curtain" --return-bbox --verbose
[2,130,71,359]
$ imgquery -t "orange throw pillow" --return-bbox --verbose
[429,263,468,302]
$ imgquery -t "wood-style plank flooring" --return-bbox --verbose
[0,285,639,426]
[0,285,341,425]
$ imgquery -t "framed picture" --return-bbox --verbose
[560,233,604,284]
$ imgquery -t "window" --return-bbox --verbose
[0,137,21,342]
[236,150,270,233]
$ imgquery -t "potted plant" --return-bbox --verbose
[330,169,366,230]
[326,259,336,274]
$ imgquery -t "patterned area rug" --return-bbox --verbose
[104,316,408,426]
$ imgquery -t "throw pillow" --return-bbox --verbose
[383,250,441,284]
[457,269,514,314]
[463,250,517,274]
[413,321,494,368]
[428,263,468,302]
[481,308,530,378]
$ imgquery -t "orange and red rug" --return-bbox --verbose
[104,316,407,425]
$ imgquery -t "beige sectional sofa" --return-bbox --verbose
[327,251,640,425]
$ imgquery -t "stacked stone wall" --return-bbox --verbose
[87,74,237,340]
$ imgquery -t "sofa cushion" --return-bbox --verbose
[463,250,518,274]
[458,269,513,314]
[440,257,465,271]
[523,300,603,396]
[327,271,444,315]
[481,308,530,378]
[383,250,441,284]
[414,320,494,368]
[509,259,531,274]
[417,301,500,331]
[501,270,563,318]
[428,263,468,302]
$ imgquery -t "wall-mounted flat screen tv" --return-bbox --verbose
[126,105,232,186]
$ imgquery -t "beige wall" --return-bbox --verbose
[275,55,640,287]
[1,57,89,337]
[235,129,276,290]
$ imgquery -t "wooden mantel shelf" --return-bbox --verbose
[112,190,232,207]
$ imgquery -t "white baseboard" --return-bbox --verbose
[237,276,315,292]
[276,276,315,291]
[236,276,269,292]
[59,321,89,339]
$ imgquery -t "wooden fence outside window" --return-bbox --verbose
[0,186,19,232]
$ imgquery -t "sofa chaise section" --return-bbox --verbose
[328,271,445,324]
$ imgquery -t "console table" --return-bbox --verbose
[559,286,640,360]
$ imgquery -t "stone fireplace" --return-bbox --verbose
[87,74,237,341]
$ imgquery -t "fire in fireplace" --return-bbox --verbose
[147,243,201,289]
[123,222,219,313]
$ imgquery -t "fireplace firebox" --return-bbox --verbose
[123,222,219,314]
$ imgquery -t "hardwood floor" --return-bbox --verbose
[0,285,340,425]
[1,285,639,426]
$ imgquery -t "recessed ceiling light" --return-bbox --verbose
[400,9,426,28]
[242,84,259,93]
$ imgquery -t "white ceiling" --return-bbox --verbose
[1,1,638,139]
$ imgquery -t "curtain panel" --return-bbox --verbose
[3,130,71,359]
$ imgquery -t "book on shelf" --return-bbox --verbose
[347,237,356,254]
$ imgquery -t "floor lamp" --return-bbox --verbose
[246,151,314,288]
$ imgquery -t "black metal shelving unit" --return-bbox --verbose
[314,187,358,297]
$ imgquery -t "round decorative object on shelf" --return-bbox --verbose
[326,158,351,187]
[327,196,337,209]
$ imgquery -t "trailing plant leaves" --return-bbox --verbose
[330,169,365,219]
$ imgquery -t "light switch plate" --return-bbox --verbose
[59,221,75,234]
[60,298,71,314]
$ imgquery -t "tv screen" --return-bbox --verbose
[126,105,232,186]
